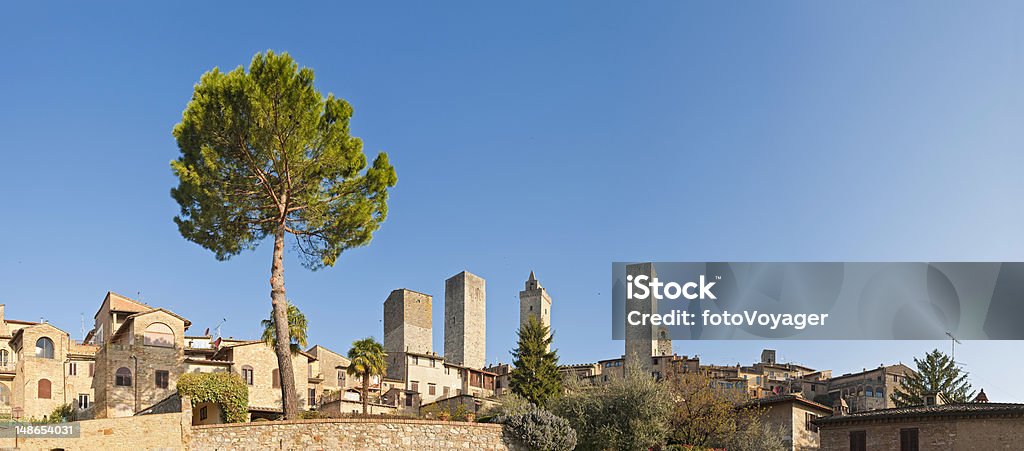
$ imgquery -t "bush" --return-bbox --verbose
[45,404,75,423]
[299,409,329,420]
[478,394,533,423]
[177,371,249,423]
[495,404,577,451]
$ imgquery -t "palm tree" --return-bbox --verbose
[347,337,387,415]
[261,301,308,352]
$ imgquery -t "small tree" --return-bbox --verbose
[891,349,975,406]
[552,361,672,451]
[664,369,744,447]
[260,301,308,352]
[509,317,563,407]
[347,337,387,414]
[171,50,398,419]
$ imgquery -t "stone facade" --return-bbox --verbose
[191,417,520,450]
[384,289,434,381]
[444,271,486,369]
[816,405,1024,450]
[826,363,915,412]
[0,411,190,451]
[745,394,832,451]
[9,322,93,420]
[519,271,552,349]
[213,339,315,414]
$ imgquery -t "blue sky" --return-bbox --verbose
[1,2,1022,401]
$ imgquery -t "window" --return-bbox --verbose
[242,366,254,385]
[143,323,175,347]
[199,406,208,421]
[849,431,866,451]
[38,379,52,399]
[36,337,55,359]
[411,381,419,392]
[156,370,169,389]
[0,384,9,406]
[309,388,316,406]
[876,387,885,398]
[412,356,418,365]
[428,384,436,395]
[0,349,8,366]
[69,362,77,376]
[405,394,413,406]
[89,363,94,376]
[115,367,132,387]
[805,412,818,433]
[443,386,450,397]
[900,428,919,451]
[78,394,90,409]
[272,369,280,389]
[337,369,345,387]
[865,387,874,397]
[652,357,658,365]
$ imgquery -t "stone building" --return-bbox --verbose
[444,271,486,369]
[814,395,1024,450]
[380,272,496,415]
[741,394,832,451]
[519,271,552,350]
[826,364,915,413]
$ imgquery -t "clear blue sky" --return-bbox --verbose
[2,2,1022,401]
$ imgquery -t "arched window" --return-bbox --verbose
[865,387,874,397]
[0,384,10,406]
[876,387,885,398]
[36,337,55,359]
[0,349,8,366]
[38,379,52,399]
[144,323,175,348]
[115,367,132,386]
[272,369,280,389]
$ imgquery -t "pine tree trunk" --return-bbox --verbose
[271,223,300,420]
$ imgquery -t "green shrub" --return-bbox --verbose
[495,404,577,451]
[45,404,75,423]
[299,409,329,420]
[177,372,249,423]
[478,394,533,423]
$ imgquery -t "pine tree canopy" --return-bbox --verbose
[891,349,975,407]
[510,317,563,407]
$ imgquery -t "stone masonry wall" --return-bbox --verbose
[190,417,519,450]
[0,412,189,451]
[819,417,1024,450]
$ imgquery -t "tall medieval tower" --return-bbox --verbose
[519,271,552,350]
[444,271,486,369]
[624,262,672,373]
[383,289,433,379]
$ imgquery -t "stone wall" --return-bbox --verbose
[190,417,518,450]
[0,412,189,451]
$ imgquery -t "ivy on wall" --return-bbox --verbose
[177,372,250,423]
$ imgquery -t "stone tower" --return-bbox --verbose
[383,289,433,379]
[519,271,552,350]
[444,271,486,369]
[624,262,672,373]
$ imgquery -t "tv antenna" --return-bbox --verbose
[214,318,227,339]
[945,331,962,363]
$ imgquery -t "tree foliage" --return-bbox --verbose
[347,337,387,415]
[664,370,747,447]
[552,362,672,451]
[177,371,250,423]
[170,50,397,269]
[891,349,975,406]
[510,317,563,407]
[261,300,308,351]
